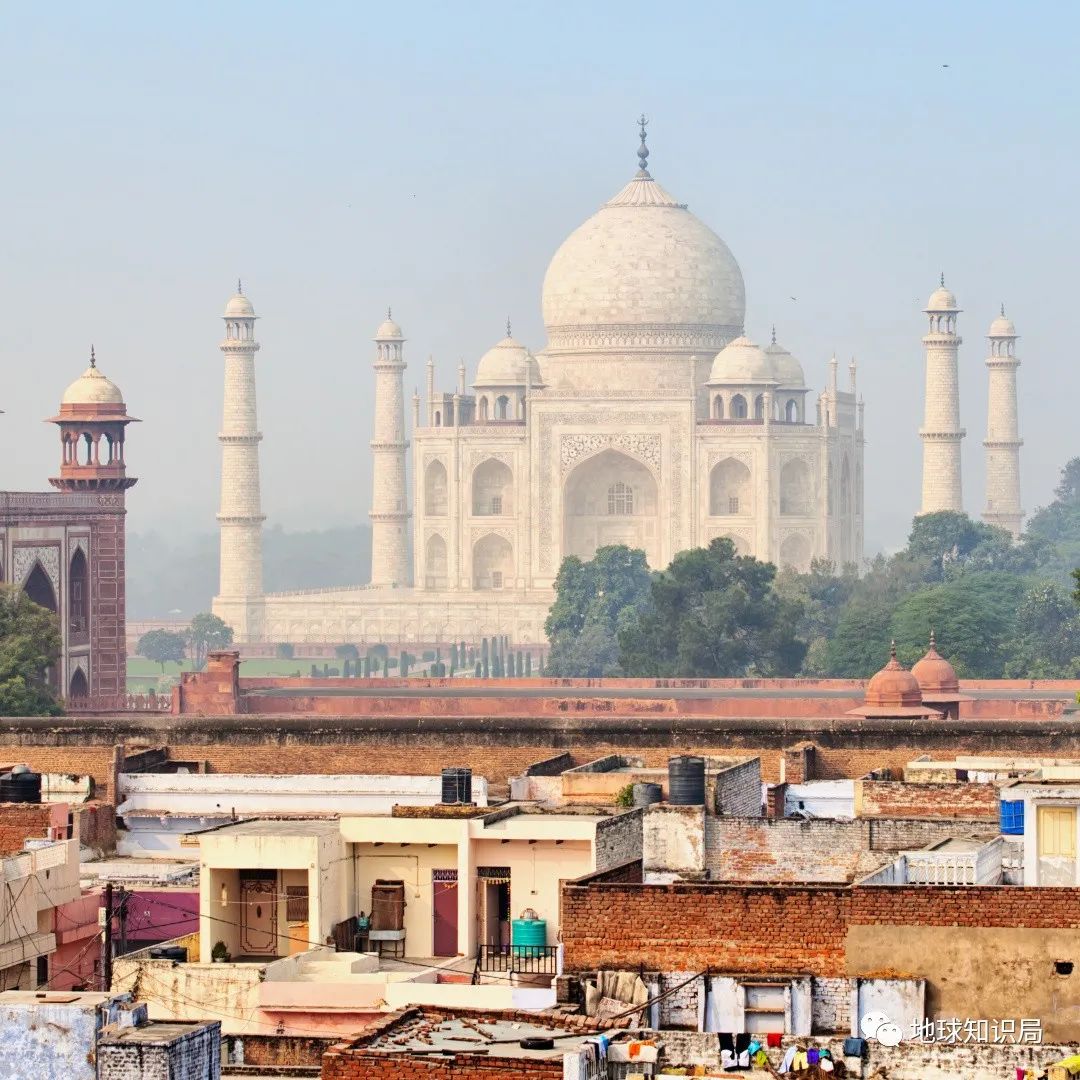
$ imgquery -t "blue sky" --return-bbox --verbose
[2,1,1076,554]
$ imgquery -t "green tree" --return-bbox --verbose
[275,642,295,660]
[1006,581,1080,677]
[136,628,189,673]
[618,538,806,677]
[824,596,898,677]
[890,572,1027,677]
[1028,460,1080,581]
[774,559,859,675]
[545,546,653,677]
[188,612,234,670]
[335,643,359,661]
[0,585,62,716]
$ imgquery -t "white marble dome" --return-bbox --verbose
[708,336,775,384]
[224,293,255,318]
[474,335,538,386]
[62,363,125,406]
[375,316,403,340]
[989,312,1017,337]
[764,337,805,387]
[541,170,745,352]
[926,283,959,312]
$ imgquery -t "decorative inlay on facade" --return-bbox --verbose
[537,410,685,572]
[545,323,741,353]
[468,449,514,469]
[13,544,60,591]
[68,535,89,562]
[470,526,514,544]
[707,449,753,469]
[559,432,661,476]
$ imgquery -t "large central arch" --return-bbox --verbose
[562,449,660,567]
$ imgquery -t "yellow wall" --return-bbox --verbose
[471,838,592,945]
[353,844,458,958]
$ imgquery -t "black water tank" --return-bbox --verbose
[667,755,706,806]
[149,946,188,962]
[632,782,663,808]
[1,767,40,804]
[441,767,472,804]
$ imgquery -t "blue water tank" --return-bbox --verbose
[1000,799,1024,835]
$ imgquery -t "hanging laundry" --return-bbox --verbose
[767,1032,783,1048]
[779,1045,798,1073]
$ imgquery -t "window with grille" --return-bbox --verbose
[608,482,634,515]
[491,571,503,589]
[490,495,502,515]
[286,885,309,922]
[728,496,739,514]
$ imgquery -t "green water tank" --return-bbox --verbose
[511,917,548,950]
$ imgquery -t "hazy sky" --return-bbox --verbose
[3,1,1076,556]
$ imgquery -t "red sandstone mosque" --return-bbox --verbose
[1,350,136,701]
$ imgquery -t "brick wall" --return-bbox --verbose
[76,802,117,854]
[561,879,1080,977]
[562,882,850,975]
[0,803,56,854]
[857,780,999,820]
[4,712,1080,798]
[322,1055,563,1079]
[704,817,869,883]
[714,758,761,816]
[98,1022,221,1080]
[391,804,488,818]
[594,809,644,873]
[782,744,816,784]
[810,977,850,1034]
[867,817,998,850]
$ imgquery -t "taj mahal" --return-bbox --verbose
[210,122,1023,648]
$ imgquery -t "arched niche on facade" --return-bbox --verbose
[425,534,448,589]
[730,394,748,419]
[69,548,89,638]
[472,459,513,516]
[779,532,813,572]
[425,460,448,516]
[473,533,513,590]
[69,667,88,700]
[780,458,813,516]
[709,457,752,517]
[562,449,659,568]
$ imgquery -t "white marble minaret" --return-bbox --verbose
[213,284,265,638]
[983,306,1023,537]
[919,275,965,514]
[369,311,411,586]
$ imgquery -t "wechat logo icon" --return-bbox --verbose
[861,1012,904,1047]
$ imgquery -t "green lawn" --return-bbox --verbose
[127,656,323,684]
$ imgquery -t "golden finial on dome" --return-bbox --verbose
[89,345,96,369]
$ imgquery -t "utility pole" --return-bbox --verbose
[117,888,129,957]
[102,882,113,991]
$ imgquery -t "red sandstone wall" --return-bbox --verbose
[90,509,128,698]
